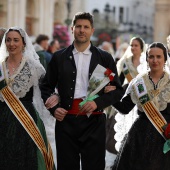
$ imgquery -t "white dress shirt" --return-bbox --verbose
[73,44,92,99]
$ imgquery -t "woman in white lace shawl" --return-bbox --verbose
[0,27,57,169]
[112,42,170,170]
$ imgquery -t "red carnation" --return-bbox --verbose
[163,124,170,139]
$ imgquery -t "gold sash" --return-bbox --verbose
[1,86,54,170]
[133,77,167,139]
[123,63,133,83]
[0,60,54,169]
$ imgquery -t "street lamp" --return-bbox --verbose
[65,0,72,30]
[104,3,111,29]
[0,4,3,12]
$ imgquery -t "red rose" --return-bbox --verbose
[104,68,112,77]
[109,75,114,81]
[163,124,170,139]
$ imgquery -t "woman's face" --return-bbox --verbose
[147,47,165,72]
[130,39,142,56]
[5,30,24,56]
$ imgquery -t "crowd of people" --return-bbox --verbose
[0,11,170,170]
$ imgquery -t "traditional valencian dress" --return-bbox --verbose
[112,71,170,170]
[0,56,56,170]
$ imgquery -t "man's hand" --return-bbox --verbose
[45,94,59,109]
[54,108,68,121]
[79,101,97,114]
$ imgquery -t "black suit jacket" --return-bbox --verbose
[40,43,124,115]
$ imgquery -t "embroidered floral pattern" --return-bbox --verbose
[11,62,32,97]
[0,59,36,101]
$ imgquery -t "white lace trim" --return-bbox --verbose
[113,56,139,151]
[114,106,138,152]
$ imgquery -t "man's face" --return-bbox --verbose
[40,40,49,51]
[71,19,94,44]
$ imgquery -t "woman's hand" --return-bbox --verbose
[45,94,59,109]
[104,85,116,93]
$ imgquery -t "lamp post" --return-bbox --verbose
[0,4,3,12]
[65,0,72,30]
[104,3,111,29]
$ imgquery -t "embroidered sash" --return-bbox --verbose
[0,63,54,170]
[133,77,167,139]
[123,63,133,83]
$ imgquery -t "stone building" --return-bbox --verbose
[0,0,170,44]
[0,0,84,39]
[154,0,170,44]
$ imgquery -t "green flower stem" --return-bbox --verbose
[79,95,99,107]
[163,139,170,154]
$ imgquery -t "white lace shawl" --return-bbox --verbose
[125,71,170,112]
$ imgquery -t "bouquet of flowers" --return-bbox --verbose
[79,64,115,107]
[53,25,70,48]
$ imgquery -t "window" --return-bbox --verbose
[119,7,124,23]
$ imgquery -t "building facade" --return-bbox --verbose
[154,0,170,44]
[0,0,170,44]
[83,0,155,44]
[0,0,72,39]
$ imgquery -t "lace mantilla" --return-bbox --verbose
[129,71,170,112]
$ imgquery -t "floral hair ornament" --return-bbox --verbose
[79,64,115,116]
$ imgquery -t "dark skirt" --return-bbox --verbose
[112,112,170,170]
[0,101,50,170]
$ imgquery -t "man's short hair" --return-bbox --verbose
[35,34,49,44]
[72,12,94,28]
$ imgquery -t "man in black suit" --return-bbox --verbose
[40,12,123,170]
